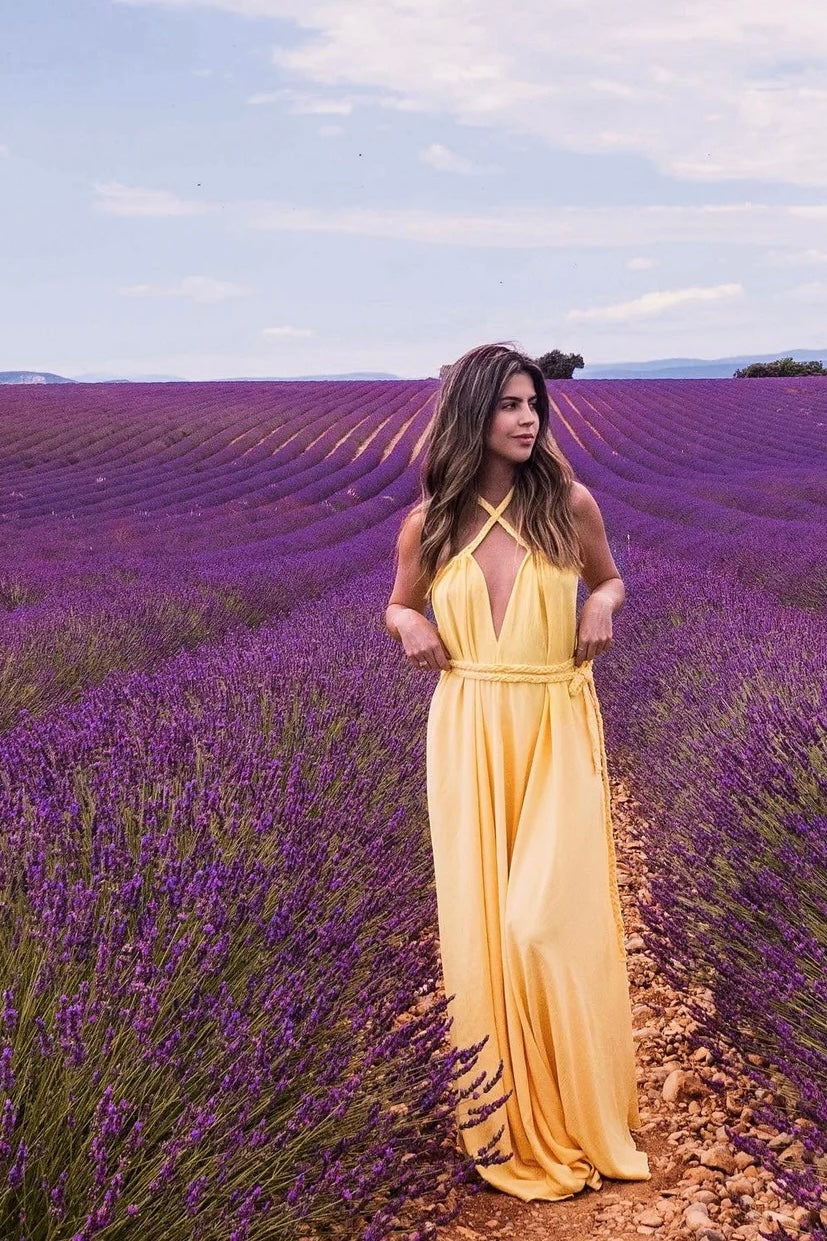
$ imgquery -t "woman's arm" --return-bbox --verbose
[570,481,626,665]
[385,508,452,672]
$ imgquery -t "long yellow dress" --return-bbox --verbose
[425,486,651,1201]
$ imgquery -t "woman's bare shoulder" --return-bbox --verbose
[568,479,599,518]
[406,499,427,525]
[396,501,427,551]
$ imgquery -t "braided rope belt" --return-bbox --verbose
[443,656,627,960]
[449,656,592,689]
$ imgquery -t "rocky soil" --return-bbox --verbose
[430,778,821,1241]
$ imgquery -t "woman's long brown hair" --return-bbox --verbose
[415,342,583,582]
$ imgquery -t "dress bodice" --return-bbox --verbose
[426,487,579,666]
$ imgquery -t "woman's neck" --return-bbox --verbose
[475,459,517,506]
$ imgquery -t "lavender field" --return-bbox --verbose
[0,377,824,1239]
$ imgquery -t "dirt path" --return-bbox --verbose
[431,780,813,1241]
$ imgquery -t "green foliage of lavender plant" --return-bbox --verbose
[0,577,508,1239]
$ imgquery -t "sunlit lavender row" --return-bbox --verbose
[0,377,824,1237]
[1,379,823,602]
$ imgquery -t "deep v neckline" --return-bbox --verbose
[466,487,530,646]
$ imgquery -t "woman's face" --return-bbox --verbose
[483,371,539,467]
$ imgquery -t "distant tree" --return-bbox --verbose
[733,356,825,377]
[535,349,584,380]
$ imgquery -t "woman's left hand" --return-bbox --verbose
[574,595,614,666]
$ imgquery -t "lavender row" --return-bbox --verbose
[598,544,827,1236]
[0,508,416,731]
[0,568,507,1239]
[0,383,432,519]
[558,378,826,465]
[1,380,822,534]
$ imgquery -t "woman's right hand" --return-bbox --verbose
[385,505,452,672]
[394,608,452,672]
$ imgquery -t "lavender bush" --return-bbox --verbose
[0,573,507,1238]
[598,545,827,1236]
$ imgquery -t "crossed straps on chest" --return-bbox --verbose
[464,485,530,558]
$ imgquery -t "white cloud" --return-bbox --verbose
[262,325,314,337]
[247,88,354,113]
[781,280,827,302]
[243,200,827,251]
[764,247,827,267]
[0,144,9,158]
[116,0,827,188]
[95,182,212,217]
[318,125,345,137]
[626,256,656,271]
[120,276,250,303]
[419,143,497,174]
[587,78,641,99]
[567,283,743,323]
[788,206,827,220]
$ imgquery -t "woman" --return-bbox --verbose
[384,342,651,1202]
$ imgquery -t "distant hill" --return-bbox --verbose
[578,348,827,379]
[2,369,402,384]
[71,371,401,383]
[5,355,827,384]
[71,371,186,383]
[0,370,75,384]
[226,372,401,382]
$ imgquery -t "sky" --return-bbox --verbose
[3,0,827,379]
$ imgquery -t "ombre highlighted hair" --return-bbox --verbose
[416,342,583,581]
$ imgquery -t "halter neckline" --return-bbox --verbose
[476,485,515,516]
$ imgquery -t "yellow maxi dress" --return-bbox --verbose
[425,486,651,1201]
